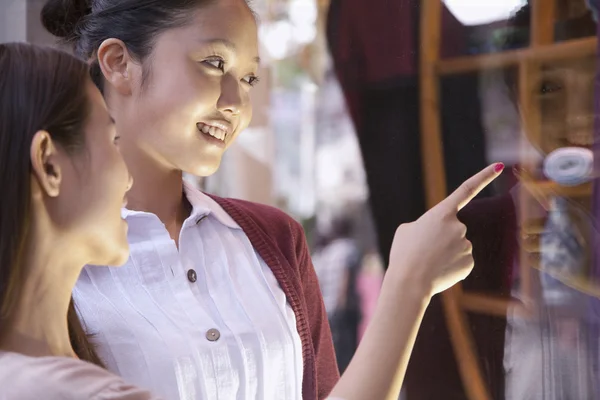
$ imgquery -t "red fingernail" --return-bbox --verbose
[494,163,505,173]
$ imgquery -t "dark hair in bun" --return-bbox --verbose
[41,0,251,92]
[40,0,91,40]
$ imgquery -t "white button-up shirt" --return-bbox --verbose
[73,181,304,400]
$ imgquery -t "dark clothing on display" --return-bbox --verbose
[326,0,490,265]
[327,1,506,398]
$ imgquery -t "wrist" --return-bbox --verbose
[383,262,433,303]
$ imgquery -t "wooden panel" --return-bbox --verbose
[437,37,597,75]
[517,0,556,303]
[522,180,593,199]
[531,265,600,298]
[419,1,490,399]
[420,0,446,207]
[440,287,490,400]
[517,61,540,304]
[460,293,512,317]
[531,0,556,45]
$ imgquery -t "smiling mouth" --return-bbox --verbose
[197,122,228,143]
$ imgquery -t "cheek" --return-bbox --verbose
[141,76,224,135]
[242,100,253,127]
[239,93,253,128]
[89,147,128,203]
[541,100,566,129]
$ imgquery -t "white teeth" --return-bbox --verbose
[198,123,226,142]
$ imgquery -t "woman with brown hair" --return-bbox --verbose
[0,42,152,398]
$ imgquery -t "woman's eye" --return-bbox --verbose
[539,80,562,95]
[244,75,260,87]
[205,58,225,71]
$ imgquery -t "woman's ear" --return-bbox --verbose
[30,130,62,197]
[97,38,138,96]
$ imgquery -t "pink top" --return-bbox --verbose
[357,273,383,341]
[0,351,160,400]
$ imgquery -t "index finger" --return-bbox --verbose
[443,163,504,211]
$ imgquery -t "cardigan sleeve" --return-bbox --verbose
[292,221,341,398]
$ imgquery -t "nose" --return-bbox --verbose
[217,74,243,116]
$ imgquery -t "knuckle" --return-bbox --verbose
[441,209,457,223]
[465,239,473,252]
[395,222,412,236]
[460,223,468,237]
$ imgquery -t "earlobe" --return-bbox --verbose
[30,131,61,198]
[97,38,135,96]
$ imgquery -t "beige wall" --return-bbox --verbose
[0,0,26,42]
[0,0,57,45]
[27,0,56,46]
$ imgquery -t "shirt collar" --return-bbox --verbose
[183,180,240,229]
[121,180,241,230]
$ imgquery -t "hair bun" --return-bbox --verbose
[41,0,90,39]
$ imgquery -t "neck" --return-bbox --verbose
[0,221,85,358]
[121,144,190,231]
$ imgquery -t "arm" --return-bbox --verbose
[328,267,429,400]
[327,163,504,400]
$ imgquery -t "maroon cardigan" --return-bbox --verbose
[209,194,340,400]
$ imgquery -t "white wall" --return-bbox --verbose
[0,0,56,45]
[0,0,26,43]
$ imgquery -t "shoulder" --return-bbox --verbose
[208,195,305,241]
[207,194,311,277]
[0,353,156,400]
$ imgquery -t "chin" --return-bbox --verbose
[104,243,131,267]
[187,158,222,177]
[90,228,130,267]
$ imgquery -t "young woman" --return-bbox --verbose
[39,1,504,399]
[0,42,156,399]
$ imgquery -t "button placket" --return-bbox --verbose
[183,215,206,284]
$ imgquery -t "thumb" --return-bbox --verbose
[442,163,504,212]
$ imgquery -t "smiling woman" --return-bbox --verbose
[40,1,339,399]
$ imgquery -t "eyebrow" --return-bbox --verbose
[202,39,261,64]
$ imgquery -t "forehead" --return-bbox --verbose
[542,56,596,75]
[169,0,259,57]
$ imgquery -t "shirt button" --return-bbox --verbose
[206,328,220,342]
[187,269,197,283]
[196,215,207,225]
